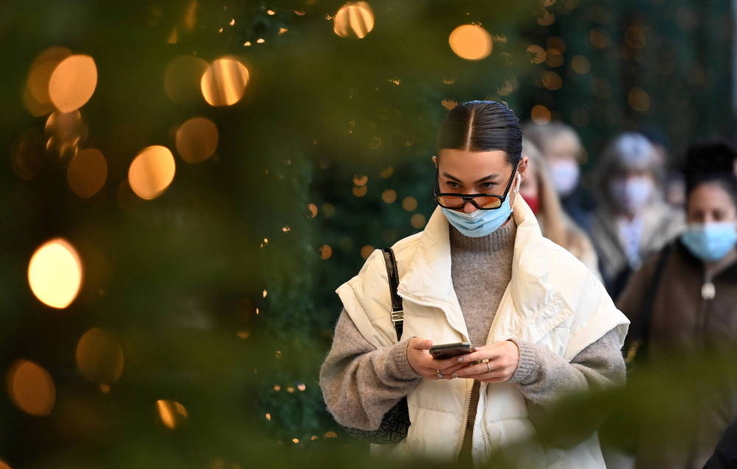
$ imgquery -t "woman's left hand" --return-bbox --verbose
[451,340,520,383]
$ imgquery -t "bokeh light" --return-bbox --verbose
[410,214,427,229]
[402,196,418,211]
[156,400,189,430]
[589,28,611,49]
[128,145,176,200]
[24,46,72,116]
[28,238,83,309]
[333,2,375,39]
[164,56,209,104]
[353,174,368,186]
[360,245,374,259]
[320,245,333,259]
[307,203,318,217]
[571,55,591,74]
[531,105,552,124]
[48,55,98,113]
[545,48,564,67]
[449,25,493,61]
[200,57,250,107]
[352,185,368,197]
[381,189,397,203]
[527,45,546,64]
[76,328,125,384]
[67,148,108,198]
[45,110,87,160]
[628,87,651,112]
[379,166,394,178]
[0,459,10,469]
[175,117,219,164]
[542,71,563,90]
[6,360,56,416]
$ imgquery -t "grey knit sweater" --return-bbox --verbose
[319,219,625,449]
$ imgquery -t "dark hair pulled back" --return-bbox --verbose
[437,100,522,165]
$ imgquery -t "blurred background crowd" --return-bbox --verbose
[2,0,737,468]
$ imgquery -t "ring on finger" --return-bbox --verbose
[437,369,443,378]
[486,362,491,373]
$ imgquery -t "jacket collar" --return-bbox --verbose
[398,197,555,331]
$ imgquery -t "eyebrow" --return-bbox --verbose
[441,172,500,184]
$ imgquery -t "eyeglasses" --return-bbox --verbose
[433,161,518,210]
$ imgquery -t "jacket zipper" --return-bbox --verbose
[397,293,474,458]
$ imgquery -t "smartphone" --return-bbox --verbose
[429,342,474,360]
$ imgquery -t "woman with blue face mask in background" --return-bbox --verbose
[320,101,629,466]
[616,168,737,469]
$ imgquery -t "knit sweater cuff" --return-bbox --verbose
[508,339,539,385]
[390,339,422,380]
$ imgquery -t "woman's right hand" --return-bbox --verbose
[407,337,469,380]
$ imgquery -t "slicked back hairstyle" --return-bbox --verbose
[437,100,522,165]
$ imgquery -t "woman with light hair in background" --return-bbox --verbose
[591,132,684,299]
[519,138,601,278]
[523,121,594,232]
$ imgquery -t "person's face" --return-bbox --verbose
[686,183,737,225]
[433,149,528,214]
[544,134,579,165]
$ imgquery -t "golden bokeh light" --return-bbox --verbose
[449,25,493,61]
[571,55,591,74]
[542,71,563,91]
[175,117,219,164]
[589,28,611,49]
[333,2,375,39]
[76,328,125,384]
[538,10,555,26]
[11,129,46,181]
[307,203,318,217]
[24,47,73,116]
[527,45,546,64]
[353,174,368,186]
[402,196,418,211]
[164,56,209,104]
[67,148,108,198]
[352,185,368,197]
[45,110,87,160]
[156,400,189,430]
[410,214,427,229]
[360,245,374,259]
[379,166,394,178]
[48,55,98,113]
[6,360,56,416]
[547,37,567,53]
[200,57,250,107]
[320,245,333,260]
[381,189,397,204]
[441,99,458,110]
[28,238,83,309]
[545,48,564,68]
[531,105,552,125]
[324,431,338,438]
[628,87,651,112]
[128,145,176,200]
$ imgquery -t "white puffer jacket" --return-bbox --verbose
[336,197,629,467]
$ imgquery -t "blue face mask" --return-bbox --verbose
[441,195,513,238]
[680,222,737,262]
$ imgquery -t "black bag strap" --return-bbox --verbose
[625,242,672,364]
[381,248,404,341]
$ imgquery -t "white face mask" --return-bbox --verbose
[548,160,580,197]
[610,176,654,215]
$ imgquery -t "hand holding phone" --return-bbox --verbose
[429,342,475,360]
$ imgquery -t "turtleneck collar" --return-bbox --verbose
[449,216,517,254]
